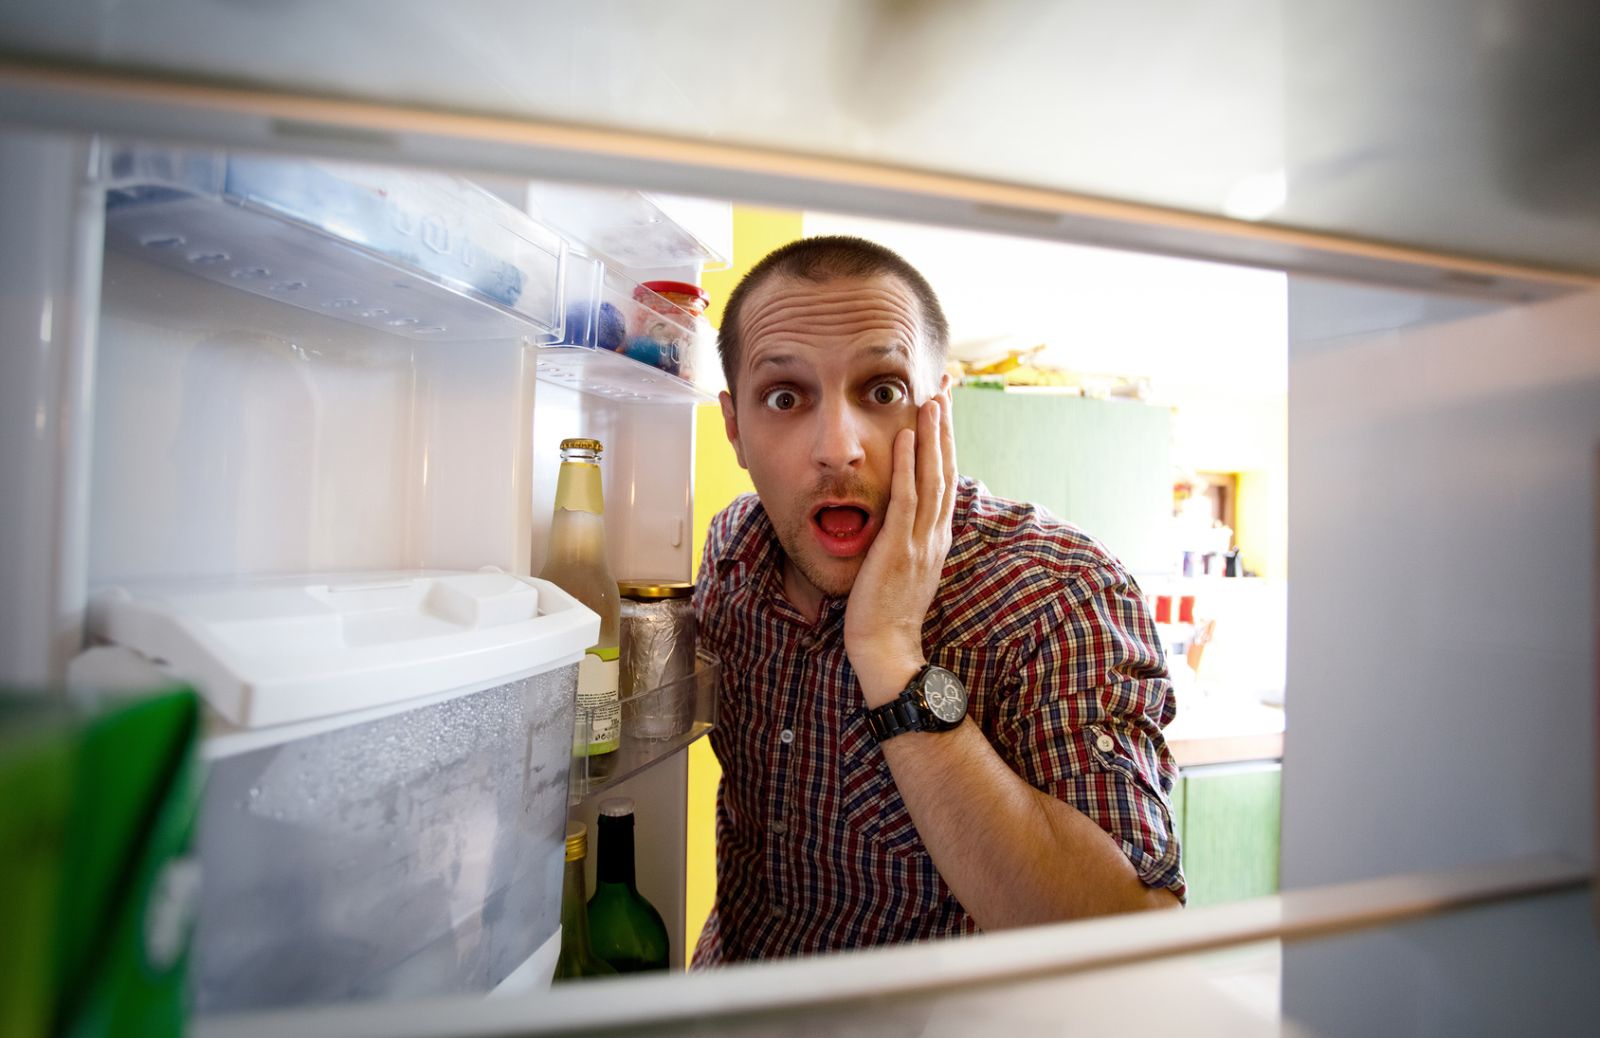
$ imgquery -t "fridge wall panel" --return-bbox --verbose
[1281,280,1600,1021]
[1281,280,1599,888]
[89,252,538,584]
[529,385,694,584]
[406,337,537,576]
[0,129,102,686]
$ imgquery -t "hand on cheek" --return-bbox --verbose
[844,389,958,706]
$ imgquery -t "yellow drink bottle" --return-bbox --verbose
[540,438,620,786]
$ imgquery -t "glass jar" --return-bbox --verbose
[627,281,709,379]
[617,580,696,741]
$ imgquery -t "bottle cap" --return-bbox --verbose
[617,579,693,600]
[598,796,636,818]
[564,820,587,861]
[559,437,603,455]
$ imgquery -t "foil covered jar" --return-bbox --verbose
[618,580,696,741]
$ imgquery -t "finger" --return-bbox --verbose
[915,397,945,539]
[940,388,958,521]
[883,425,918,541]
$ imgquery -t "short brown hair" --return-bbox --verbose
[717,235,950,398]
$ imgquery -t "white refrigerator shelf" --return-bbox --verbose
[101,144,569,343]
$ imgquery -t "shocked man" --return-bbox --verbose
[693,235,1182,965]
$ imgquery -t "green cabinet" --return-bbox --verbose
[1174,761,1281,907]
[951,387,1172,574]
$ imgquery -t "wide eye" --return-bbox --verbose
[762,387,800,411]
[870,382,907,405]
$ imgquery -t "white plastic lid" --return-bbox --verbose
[86,568,599,729]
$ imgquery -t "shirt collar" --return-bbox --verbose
[712,496,783,589]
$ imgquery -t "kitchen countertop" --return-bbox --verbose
[1162,695,1284,768]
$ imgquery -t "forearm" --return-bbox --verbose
[880,719,1179,930]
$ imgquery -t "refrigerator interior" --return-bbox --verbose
[3,6,1597,1030]
[3,127,718,1012]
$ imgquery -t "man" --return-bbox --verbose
[693,235,1182,965]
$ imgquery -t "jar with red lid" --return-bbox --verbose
[626,280,710,379]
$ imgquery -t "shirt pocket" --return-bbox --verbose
[837,710,924,860]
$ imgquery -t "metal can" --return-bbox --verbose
[618,580,696,741]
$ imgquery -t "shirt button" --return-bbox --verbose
[770,904,784,918]
[779,728,795,744]
[770,820,788,835]
[799,635,817,650]
[1096,732,1115,753]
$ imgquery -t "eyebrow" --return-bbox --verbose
[746,341,917,380]
[749,351,800,373]
[864,343,915,363]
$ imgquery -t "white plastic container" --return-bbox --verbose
[79,569,598,1013]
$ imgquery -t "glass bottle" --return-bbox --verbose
[587,797,670,973]
[552,821,617,982]
[540,438,620,785]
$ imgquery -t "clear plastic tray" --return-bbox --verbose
[100,145,568,343]
[569,649,720,801]
[535,345,716,404]
[524,182,729,271]
[543,254,717,403]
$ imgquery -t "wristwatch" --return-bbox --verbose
[865,664,969,742]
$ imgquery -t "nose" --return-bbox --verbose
[811,396,866,472]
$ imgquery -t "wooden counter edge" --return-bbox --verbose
[1170,730,1284,768]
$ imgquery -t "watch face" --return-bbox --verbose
[921,667,967,724]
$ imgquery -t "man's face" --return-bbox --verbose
[720,273,939,602]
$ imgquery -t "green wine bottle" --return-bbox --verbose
[552,821,617,982]
[587,797,670,972]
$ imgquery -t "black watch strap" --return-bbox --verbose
[865,664,936,742]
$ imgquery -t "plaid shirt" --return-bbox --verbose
[692,477,1183,965]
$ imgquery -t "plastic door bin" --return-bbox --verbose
[193,665,575,1011]
[81,570,598,1013]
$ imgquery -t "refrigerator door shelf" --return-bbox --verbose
[101,144,568,343]
[544,252,719,402]
[536,344,716,405]
[571,648,721,801]
[86,569,600,734]
[524,181,730,272]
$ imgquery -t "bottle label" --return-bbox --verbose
[555,463,605,515]
[577,646,620,754]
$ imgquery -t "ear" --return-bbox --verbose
[719,390,748,470]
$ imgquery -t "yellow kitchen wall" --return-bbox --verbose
[685,206,802,959]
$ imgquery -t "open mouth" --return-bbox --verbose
[814,505,869,539]
[810,503,875,558]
